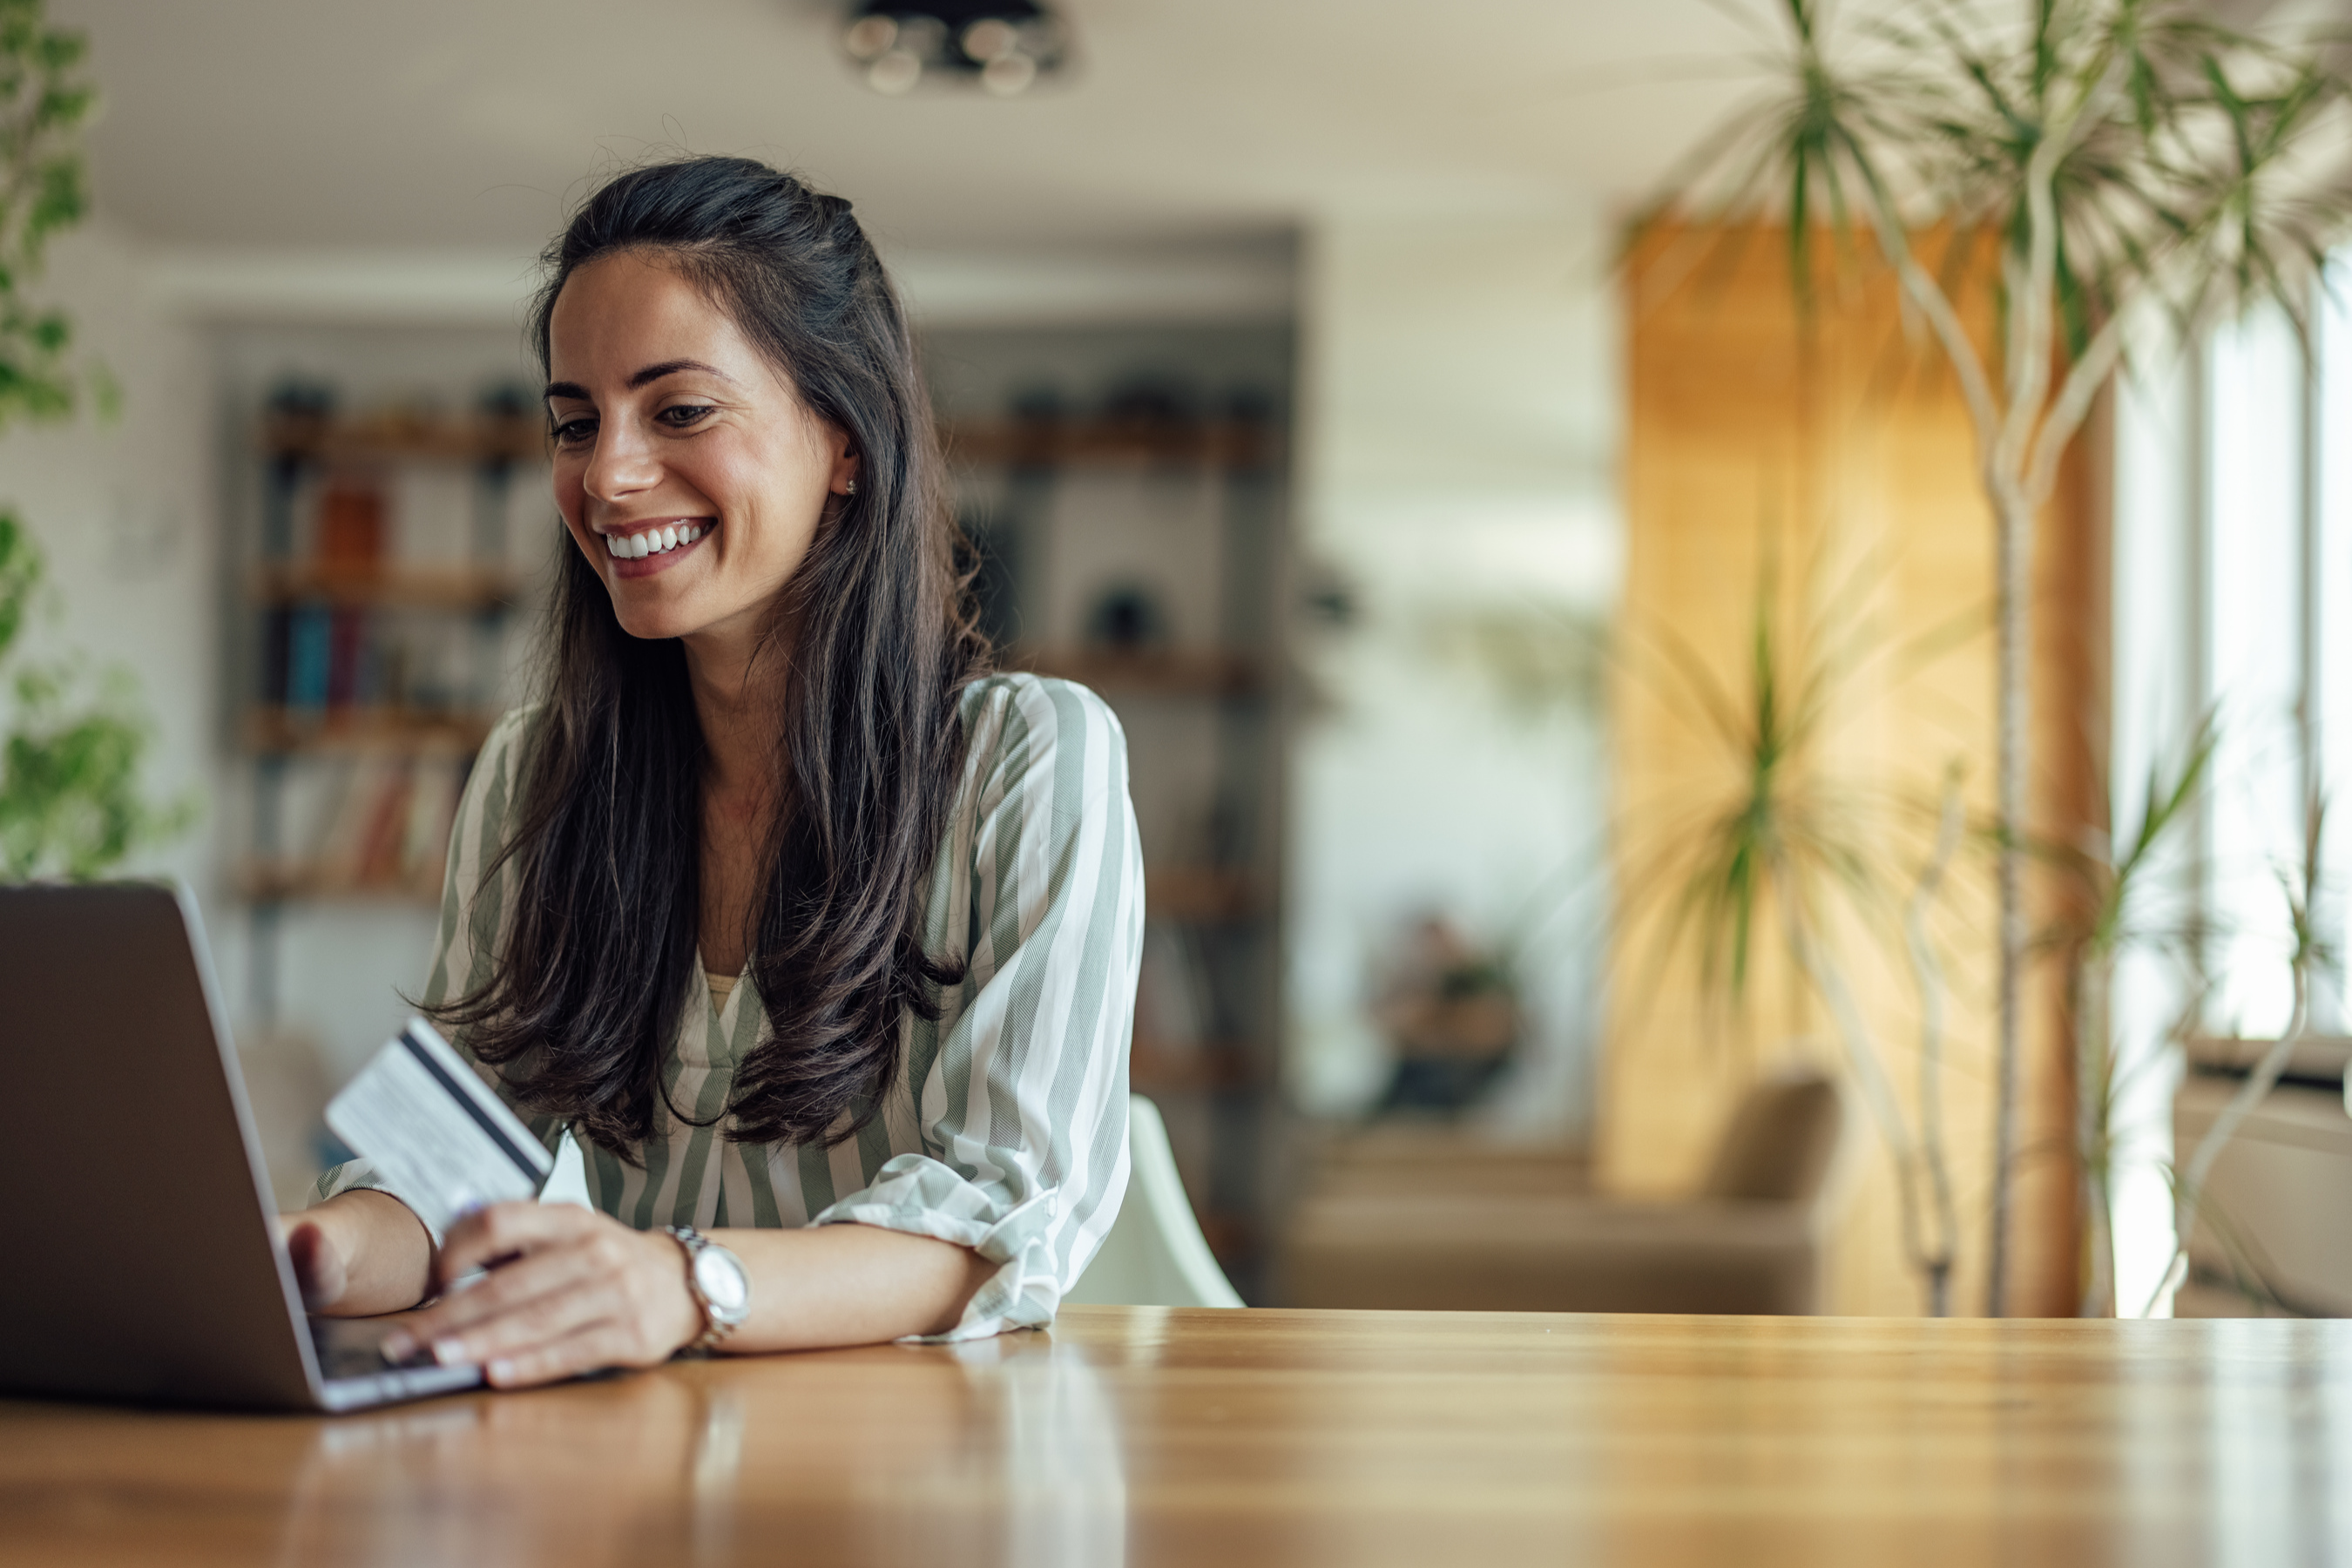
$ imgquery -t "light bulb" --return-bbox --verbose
[980,52,1037,96]
[868,49,923,94]
[962,18,1018,62]
[843,15,896,59]
[894,14,947,57]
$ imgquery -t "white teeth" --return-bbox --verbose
[604,523,707,560]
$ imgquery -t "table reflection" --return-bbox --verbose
[269,1329,1126,1567]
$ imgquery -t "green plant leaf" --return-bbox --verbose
[0,5,191,881]
[0,0,98,436]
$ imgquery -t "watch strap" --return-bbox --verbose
[663,1224,743,1354]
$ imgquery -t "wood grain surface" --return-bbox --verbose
[3,1306,2348,1566]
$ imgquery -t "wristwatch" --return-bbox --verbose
[663,1225,751,1354]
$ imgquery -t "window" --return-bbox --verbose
[2109,267,2352,1311]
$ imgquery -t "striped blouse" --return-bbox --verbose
[316,672,1144,1342]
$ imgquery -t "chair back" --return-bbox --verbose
[540,1129,592,1207]
[1700,1070,1842,1205]
[1062,1095,1244,1308]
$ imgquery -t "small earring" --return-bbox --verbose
[841,478,858,496]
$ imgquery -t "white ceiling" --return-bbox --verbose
[57,0,1765,258]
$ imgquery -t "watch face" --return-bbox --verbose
[693,1247,751,1317]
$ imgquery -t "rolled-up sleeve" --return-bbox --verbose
[809,678,1145,1340]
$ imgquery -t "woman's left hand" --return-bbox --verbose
[378,1203,705,1389]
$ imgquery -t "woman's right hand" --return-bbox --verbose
[274,1190,436,1316]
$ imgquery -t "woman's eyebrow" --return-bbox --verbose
[544,361,738,403]
[629,358,735,389]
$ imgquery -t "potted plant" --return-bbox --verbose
[1639,0,2352,1310]
[1614,537,1974,1312]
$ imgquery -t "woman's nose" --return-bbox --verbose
[584,420,661,501]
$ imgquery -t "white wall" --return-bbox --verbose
[1288,206,1619,1135]
[0,221,222,907]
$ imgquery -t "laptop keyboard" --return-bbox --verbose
[309,1317,417,1379]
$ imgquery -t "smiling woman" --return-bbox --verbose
[275,157,1144,1389]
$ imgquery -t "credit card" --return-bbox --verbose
[325,1018,553,1241]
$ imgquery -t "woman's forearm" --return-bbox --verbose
[389,1209,998,1385]
[299,1193,987,1370]
[294,1190,436,1315]
[708,1223,996,1350]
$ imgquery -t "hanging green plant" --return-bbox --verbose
[0,0,98,430]
[0,512,191,877]
[0,0,190,880]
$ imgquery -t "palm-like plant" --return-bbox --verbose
[1615,542,1975,1313]
[2148,787,2333,1315]
[1638,0,2352,1312]
[2040,711,2214,1315]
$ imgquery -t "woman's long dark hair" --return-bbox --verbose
[433,156,988,1153]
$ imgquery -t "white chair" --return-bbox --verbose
[1063,1094,1244,1308]
[540,1129,592,1208]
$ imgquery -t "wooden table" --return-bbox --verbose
[3,1306,2348,1565]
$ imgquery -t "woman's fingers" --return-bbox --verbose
[434,1199,594,1286]
[422,1273,621,1369]
[396,1232,613,1349]
[481,1321,647,1389]
[381,1209,698,1380]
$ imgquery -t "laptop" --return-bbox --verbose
[0,882,482,1411]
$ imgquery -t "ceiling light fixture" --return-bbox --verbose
[841,1,1068,98]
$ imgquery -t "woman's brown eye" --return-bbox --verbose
[662,405,714,428]
[554,418,595,444]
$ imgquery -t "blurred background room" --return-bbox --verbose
[5,0,2349,1320]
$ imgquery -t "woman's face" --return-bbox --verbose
[545,250,857,647]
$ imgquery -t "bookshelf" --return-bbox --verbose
[237,389,549,1024]
[248,563,522,610]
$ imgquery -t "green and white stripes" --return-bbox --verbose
[318,673,1142,1342]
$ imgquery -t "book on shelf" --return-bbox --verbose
[314,476,387,570]
[280,604,333,712]
[312,754,395,887]
[260,602,504,721]
[258,406,551,568]
[401,755,466,882]
[274,751,467,897]
[325,608,365,707]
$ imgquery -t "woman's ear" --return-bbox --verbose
[822,421,861,497]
